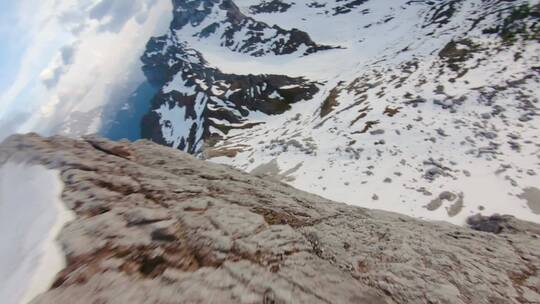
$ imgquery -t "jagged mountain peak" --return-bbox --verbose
[170,0,336,57]
[141,21,320,153]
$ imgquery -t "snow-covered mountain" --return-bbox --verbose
[139,0,540,224]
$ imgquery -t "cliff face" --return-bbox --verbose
[0,134,539,303]
[139,0,328,153]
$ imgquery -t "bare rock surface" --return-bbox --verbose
[1,134,539,304]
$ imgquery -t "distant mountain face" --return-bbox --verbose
[139,0,540,224]
[140,0,327,152]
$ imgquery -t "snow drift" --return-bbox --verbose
[0,163,74,304]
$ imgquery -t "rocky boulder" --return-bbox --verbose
[0,134,539,303]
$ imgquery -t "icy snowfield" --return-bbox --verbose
[0,163,73,304]
[144,0,540,225]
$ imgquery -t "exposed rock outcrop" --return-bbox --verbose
[170,0,334,57]
[140,23,321,154]
[1,134,539,303]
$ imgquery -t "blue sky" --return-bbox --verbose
[0,2,24,93]
[0,0,172,140]
[0,0,62,133]
[0,0,43,138]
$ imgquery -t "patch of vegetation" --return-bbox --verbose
[349,106,371,127]
[483,3,540,43]
[438,39,480,72]
[320,87,340,117]
[352,120,380,134]
[383,106,402,117]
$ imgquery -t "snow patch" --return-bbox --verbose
[163,73,196,95]
[0,163,74,304]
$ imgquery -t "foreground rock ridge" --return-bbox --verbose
[1,134,539,304]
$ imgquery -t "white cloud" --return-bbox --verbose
[89,0,159,32]
[0,1,64,117]
[40,42,78,89]
[0,0,172,140]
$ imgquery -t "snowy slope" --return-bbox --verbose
[0,163,74,304]
[140,0,540,224]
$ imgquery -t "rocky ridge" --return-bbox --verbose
[170,0,334,57]
[140,0,322,153]
[1,134,539,303]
